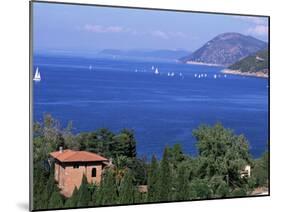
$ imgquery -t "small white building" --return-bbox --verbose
[240,165,251,178]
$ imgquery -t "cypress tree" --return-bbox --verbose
[118,170,135,204]
[158,147,172,201]
[77,175,91,207]
[33,171,48,209]
[47,189,64,209]
[147,155,159,202]
[33,163,55,210]
[176,163,191,200]
[64,187,79,208]
[95,170,118,205]
[46,168,56,199]
[39,172,56,209]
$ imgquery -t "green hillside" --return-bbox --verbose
[228,49,269,73]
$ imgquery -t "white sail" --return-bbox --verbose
[152,66,154,70]
[154,68,159,74]
[213,74,217,79]
[171,72,175,77]
[33,67,41,82]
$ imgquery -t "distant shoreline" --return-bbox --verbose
[185,61,224,67]
[221,69,268,78]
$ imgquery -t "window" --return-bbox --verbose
[73,165,79,169]
[92,168,97,177]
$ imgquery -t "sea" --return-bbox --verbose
[33,54,269,159]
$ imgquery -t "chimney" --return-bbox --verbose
[59,146,63,153]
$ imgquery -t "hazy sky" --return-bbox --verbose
[33,2,269,53]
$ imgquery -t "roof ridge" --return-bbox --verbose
[50,149,108,162]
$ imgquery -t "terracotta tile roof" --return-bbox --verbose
[50,149,108,162]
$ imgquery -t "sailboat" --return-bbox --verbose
[154,68,159,75]
[152,66,155,70]
[213,74,217,79]
[89,65,93,70]
[171,72,175,77]
[33,67,41,82]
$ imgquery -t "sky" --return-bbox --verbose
[33,2,269,53]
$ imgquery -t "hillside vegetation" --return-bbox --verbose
[33,114,269,210]
[228,49,268,73]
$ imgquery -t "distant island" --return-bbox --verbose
[179,32,267,66]
[222,49,269,78]
[99,49,191,60]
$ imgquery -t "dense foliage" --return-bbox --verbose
[33,115,269,210]
[228,49,268,73]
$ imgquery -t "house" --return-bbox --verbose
[240,165,251,178]
[50,148,109,197]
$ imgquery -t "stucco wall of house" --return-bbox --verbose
[56,162,103,197]
[54,163,59,182]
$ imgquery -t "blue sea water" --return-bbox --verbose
[33,54,269,158]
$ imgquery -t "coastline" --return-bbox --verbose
[184,61,224,67]
[221,69,268,78]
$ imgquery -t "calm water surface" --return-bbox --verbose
[33,55,269,158]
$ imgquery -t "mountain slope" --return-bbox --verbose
[180,32,267,66]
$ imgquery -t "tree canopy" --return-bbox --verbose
[32,115,268,210]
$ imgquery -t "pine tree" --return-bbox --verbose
[76,175,91,207]
[147,155,159,202]
[47,189,64,209]
[121,129,137,158]
[118,170,135,204]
